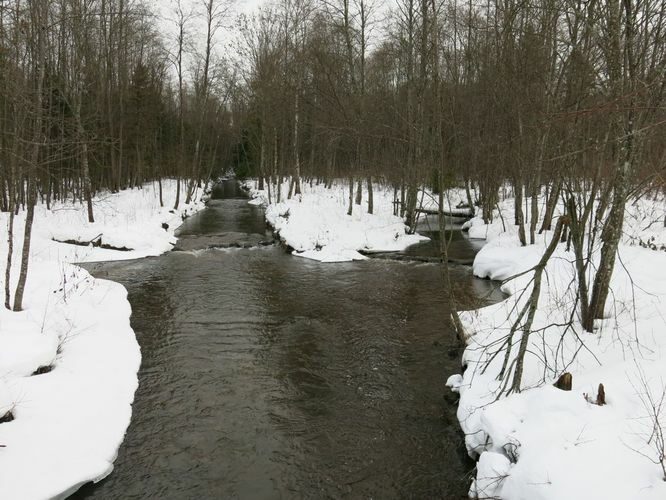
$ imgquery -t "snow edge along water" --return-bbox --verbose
[244,179,666,500]
[0,179,207,500]
[241,179,430,262]
[449,195,666,499]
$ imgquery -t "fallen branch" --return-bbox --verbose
[52,234,133,252]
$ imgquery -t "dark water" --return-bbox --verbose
[73,181,501,500]
[401,214,485,263]
[363,214,484,265]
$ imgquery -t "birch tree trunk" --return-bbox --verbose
[14,0,46,312]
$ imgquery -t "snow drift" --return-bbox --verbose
[0,180,205,499]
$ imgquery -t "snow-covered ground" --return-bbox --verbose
[243,179,429,262]
[449,191,666,499]
[0,180,205,499]
[246,178,666,498]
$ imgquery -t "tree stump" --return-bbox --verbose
[554,372,572,391]
[596,383,606,405]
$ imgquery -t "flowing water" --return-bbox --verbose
[72,181,501,500]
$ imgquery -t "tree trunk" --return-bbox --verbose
[13,182,36,312]
[14,0,45,312]
[465,178,474,209]
[587,173,628,325]
[75,110,94,223]
[4,149,17,310]
[539,179,560,233]
[529,185,538,244]
[82,139,94,223]
[405,183,419,233]
[568,196,593,332]
[267,176,272,204]
[4,204,14,310]
[288,177,295,199]
[509,216,567,393]
[515,182,526,246]
[439,174,465,344]
[293,90,302,195]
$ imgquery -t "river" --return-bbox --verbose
[72,180,501,500]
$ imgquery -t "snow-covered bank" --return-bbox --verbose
[450,193,666,499]
[0,180,205,499]
[243,180,428,262]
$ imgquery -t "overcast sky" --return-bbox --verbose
[154,0,394,84]
[154,0,261,77]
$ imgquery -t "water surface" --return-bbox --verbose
[73,181,500,499]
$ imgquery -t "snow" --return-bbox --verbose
[243,180,428,262]
[242,179,666,498]
[0,179,205,499]
[19,174,660,499]
[471,451,512,499]
[452,190,666,499]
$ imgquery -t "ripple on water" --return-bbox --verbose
[73,182,501,500]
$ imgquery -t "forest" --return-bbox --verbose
[2,0,665,318]
[1,0,666,499]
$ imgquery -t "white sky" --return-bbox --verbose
[153,0,260,82]
[154,0,395,84]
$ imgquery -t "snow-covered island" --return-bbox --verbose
[0,181,204,499]
[243,179,430,262]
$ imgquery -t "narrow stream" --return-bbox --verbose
[73,181,501,500]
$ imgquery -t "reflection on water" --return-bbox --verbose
[401,213,485,262]
[72,181,501,500]
[175,184,269,238]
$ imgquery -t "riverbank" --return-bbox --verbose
[0,180,205,499]
[68,179,492,498]
[451,193,666,499]
[246,178,666,498]
[243,180,430,262]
